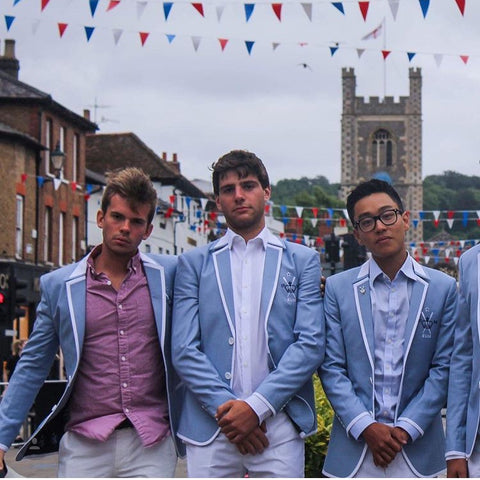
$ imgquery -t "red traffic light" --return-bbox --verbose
[0,292,4,304]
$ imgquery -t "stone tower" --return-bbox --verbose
[339,67,423,243]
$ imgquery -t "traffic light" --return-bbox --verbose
[0,288,8,318]
[11,277,28,319]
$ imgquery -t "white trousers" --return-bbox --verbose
[468,448,480,477]
[186,412,304,478]
[58,428,177,477]
[354,448,416,478]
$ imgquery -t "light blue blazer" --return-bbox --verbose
[171,233,325,445]
[446,244,480,459]
[0,252,185,459]
[319,256,457,477]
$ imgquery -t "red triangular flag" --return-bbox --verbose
[21,173,27,183]
[455,0,465,15]
[139,32,149,46]
[447,210,455,219]
[70,181,77,192]
[41,0,50,10]
[460,55,469,64]
[382,50,391,60]
[107,0,121,11]
[264,204,270,214]
[311,207,318,218]
[358,1,369,21]
[192,3,204,16]
[218,38,228,51]
[272,3,282,21]
[434,219,440,228]
[58,23,68,37]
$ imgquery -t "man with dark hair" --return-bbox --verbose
[0,167,184,477]
[320,178,457,477]
[172,150,324,477]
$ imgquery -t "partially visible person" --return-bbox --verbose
[319,179,457,477]
[446,243,480,478]
[3,339,26,382]
[172,150,324,477]
[0,167,183,477]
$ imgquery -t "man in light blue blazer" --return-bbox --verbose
[0,168,184,477]
[446,243,480,477]
[319,179,457,477]
[172,150,324,477]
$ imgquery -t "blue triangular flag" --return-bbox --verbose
[5,16,15,31]
[245,40,255,55]
[244,3,255,22]
[84,26,95,41]
[166,34,176,44]
[407,52,416,62]
[329,46,338,56]
[419,0,429,18]
[163,2,173,20]
[331,2,344,15]
[89,0,99,17]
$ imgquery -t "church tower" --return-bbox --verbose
[340,67,423,242]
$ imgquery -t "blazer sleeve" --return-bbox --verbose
[445,261,471,456]
[397,276,458,439]
[254,250,325,413]
[0,274,60,449]
[171,253,236,418]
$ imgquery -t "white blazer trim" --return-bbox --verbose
[353,279,374,371]
[65,276,84,374]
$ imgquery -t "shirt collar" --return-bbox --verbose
[369,253,416,284]
[87,244,141,277]
[216,227,281,250]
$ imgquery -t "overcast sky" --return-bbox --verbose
[4,0,480,185]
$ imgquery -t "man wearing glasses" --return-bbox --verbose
[319,179,457,477]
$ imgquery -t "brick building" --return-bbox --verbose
[340,67,423,243]
[0,40,96,355]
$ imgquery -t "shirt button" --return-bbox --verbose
[122,383,128,388]
[228,337,234,345]
[121,356,126,361]
[119,304,123,309]
[120,330,124,335]
[125,408,130,413]
[107,280,111,286]
[225,372,231,380]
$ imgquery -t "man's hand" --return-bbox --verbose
[0,450,6,478]
[216,400,259,443]
[447,458,468,478]
[362,423,406,468]
[235,422,269,455]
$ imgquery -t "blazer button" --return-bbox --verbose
[225,372,232,380]
[228,337,234,345]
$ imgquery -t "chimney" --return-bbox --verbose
[166,152,180,174]
[83,109,91,121]
[0,39,19,79]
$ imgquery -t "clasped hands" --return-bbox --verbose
[215,399,269,456]
[362,423,410,469]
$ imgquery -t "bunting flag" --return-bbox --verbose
[331,2,344,15]
[136,1,147,19]
[191,3,204,17]
[356,48,365,58]
[5,16,15,31]
[139,31,149,46]
[113,28,122,44]
[460,55,469,64]
[407,52,416,62]
[329,45,338,56]
[89,0,99,17]
[106,1,121,12]
[358,1,369,21]
[58,22,68,37]
[216,5,224,21]
[388,0,400,20]
[244,3,255,22]
[245,40,254,55]
[455,0,466,15]
[41,0,50,11]
[271,3,282,21]
[166,33,176,43]
[84,26,95,41]
[419,0,430,18]
[382,49,391,60]
[301,3,312,21]
[163,2,173,20]
[13,0,23,5]
[272,42,280,50]
[218,38,228,51]
[191,36,201,51]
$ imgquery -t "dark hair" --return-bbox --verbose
[346,179,404,224]
[211,150,270,195]
[101,167,157,224]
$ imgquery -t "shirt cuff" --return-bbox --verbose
[349,413,375,440]
[446,451,467,461]
[245,393,274,425]
[0,444,7,453]
[395,419,421,442]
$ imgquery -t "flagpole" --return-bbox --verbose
[383,16,386,98]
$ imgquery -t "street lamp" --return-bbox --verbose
[50,142,65,178]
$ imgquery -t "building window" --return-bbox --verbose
[45,119,52,175]
[59,212,66,266]
[59,126,65,180]
[15,195,24,259]
[44,207,53,263]
[72,216,78,262]
[372,129,394,168]
[144,244,151,253]
[73,133,80,183]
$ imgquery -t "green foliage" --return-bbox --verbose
[305,374,334,478]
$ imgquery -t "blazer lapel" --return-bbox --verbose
[354,273,375,370]
[260,244,283,323]
[403,275,428,358]
[143,261,166,347]
[213,245,235,333]
[65,274,86,373]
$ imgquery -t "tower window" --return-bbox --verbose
[372,129,394,168]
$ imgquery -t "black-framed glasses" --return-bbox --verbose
[354,209,403,232]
